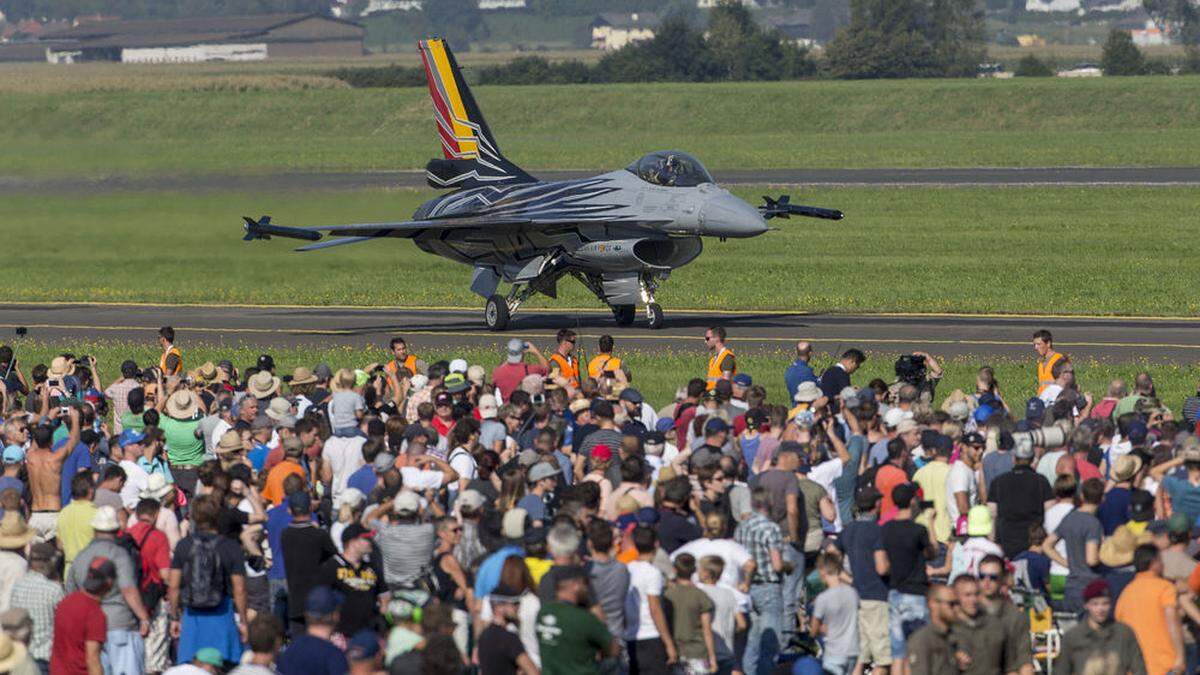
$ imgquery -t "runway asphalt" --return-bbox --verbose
[3,303,1199,362]
[4,166,1200,195]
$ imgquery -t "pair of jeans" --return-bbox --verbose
[100,629,144,675]
[887,590,929,659]
[744,583,784,675]
[781,544,806,635]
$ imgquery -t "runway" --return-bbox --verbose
[3,303,1199,362]
[4,166,1200,195]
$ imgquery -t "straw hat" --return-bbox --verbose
[215,429,244,454]
[139,473,174,501]
[0,513,33,550]
[164,390,199,420]
[189,361,220,383]
[247,371,281,399]
[264,397,292,422]
[0,633,28,673]
[1099,524,1151,568]
[1113,454,1143,483]
[48,356,75,379]
[288,366,318,387]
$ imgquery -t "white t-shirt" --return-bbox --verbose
[1039,384,1063,405]
[945,461,977,525]
[164,665,211,675]
[625,560,664,641]
[1044,501,1074,575]
[399,466,445,492]
[808,458,844,530]
[448,447,477,483]
[698,582,738,660]
[322,436,367,499]
[209,419,232,455]
[118,459,150,510]
[671,538,751,589]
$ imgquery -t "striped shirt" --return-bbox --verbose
[10,570,63,661]
[369,519,436,588]
[735,512,784,584]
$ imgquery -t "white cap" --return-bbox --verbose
[448,359,468,375]
[883,406,909,428]
[478,394,498,419]
[393,490,420,514]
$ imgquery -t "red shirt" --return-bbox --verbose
[51,591,106,675]
[876,464,908,521]
[127,521,171,589]
[491,362,548,401]
[675,404,698,437]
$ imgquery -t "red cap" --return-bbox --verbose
[592,444,613,462]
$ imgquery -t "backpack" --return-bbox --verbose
[115,526,167,613]
[180,533,229,610]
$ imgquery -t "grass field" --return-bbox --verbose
[3,75,1200,176]
[2,185,1197,315]
[12,341,1199,414]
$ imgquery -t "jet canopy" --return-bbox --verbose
[626,151,714,188]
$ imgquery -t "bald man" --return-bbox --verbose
[784,341,817,403]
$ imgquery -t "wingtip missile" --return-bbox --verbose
[759,195,844,221]
[242,216,322,242]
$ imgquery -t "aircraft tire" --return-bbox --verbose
[612,304,636,326]
[647,303,665,330]
[485,295,510,331]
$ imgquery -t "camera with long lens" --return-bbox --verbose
[1012,421,1071,455]
[894,354,927,385]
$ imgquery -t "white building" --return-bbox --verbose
[591,12,659,50]
[479,0,526,9]
[363,0,422,14]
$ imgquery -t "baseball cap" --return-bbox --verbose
[591,444,613,463]
[117,429,146,448]
[340,523,375,547]
[528,462,559,484]
[313,362,333,381]
[257,354,275,372]
[1013,438,1035,460]
[2,445,24,465]
[655,418,675,433]
[1025,397,1046,422]
[83,557,117,594]
[961,431,985,446]
[618,388,644,405]
[714,380,733,398]
[304,586,343,615]
[1130,489,1155,521]
[434,392,453,407]
[855,486,883,512]
[732,373,752,387]
[478,394,499,419]
[194,648,224,668]
[704,417,729,435]
[347,630,381,662]
[506,338,525,363]
[393,490,420,514]
[1126,419,1149,445]
[372,452,396,474]
[448,358,468,375]
[883,407,907,429]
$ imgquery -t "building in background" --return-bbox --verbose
[32,12,363,63]
[590,12,660,50]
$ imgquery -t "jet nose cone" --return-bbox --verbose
[702,193,769,239]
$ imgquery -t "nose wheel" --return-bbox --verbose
[484,295,510,331]
[646,303,664,330]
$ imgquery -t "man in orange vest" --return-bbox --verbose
[704,326,735,391]
[587,334,626,382]
[548,328,580,388]
[157,326,182,376]
[1033,329,1066,395]
[384,336,420,377]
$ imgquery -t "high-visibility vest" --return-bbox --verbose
[549,353,580,387]
[159,346,182,376]
[1037,351,1063,394]
[706,347,735,390]
[385,355,418,377]
[588,354,622,379]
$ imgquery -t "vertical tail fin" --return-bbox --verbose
[418,38,534,189]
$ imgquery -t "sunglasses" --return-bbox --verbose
[934,598,960,607]
[979,573,1003,581]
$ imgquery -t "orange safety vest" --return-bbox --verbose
[706,346,736,390]
[159,346,182,376]
[1037,351,1063,394]
[549,353,580,387]
[588,354,622,379]
[385,355,419,377]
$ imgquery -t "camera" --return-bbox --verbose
[531,393,546,406]
[1013,422,1070,455]
[895,354,927,385]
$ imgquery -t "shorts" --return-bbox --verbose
[28,512,58,543]
[888,590,929,659]
[858,599,892,666]
[1050,573,1067,601]
[101,629,144,675]
[244,574,270,617]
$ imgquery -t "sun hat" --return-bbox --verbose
[517,450,539,467]
[1099,524,1150,568]
[164,390,199,420]
[528,462,559,484]
[215,429,244,454]
[965,505,993,537]
[193,647,224,668]
[139,473,174,501]
[477,394,499,420]
[793,381,821,404]
[466,365,486,386]
[288,366,319,386]
[264,397,292,422]
[568,398,591,414]
[247,370,281,399]
[88,506,121,533]
[393,490,420,515]
[444,373,469,393]
[947,400,970,422]
[1113,454,1143,483]
[48,356,75,379]
[0,513,33,550]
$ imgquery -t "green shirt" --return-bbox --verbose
[663,583,714,660]
[536,600,611,675]
[159,416,203,466]
[119,412,145,434]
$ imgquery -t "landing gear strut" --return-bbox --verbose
[484,282,539,331]
[641,274,665,330]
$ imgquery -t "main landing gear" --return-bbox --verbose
[483,272,667,331]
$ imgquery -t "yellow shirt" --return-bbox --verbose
[58,499,98,571]
[912,460,952,542]
[525,557,553,586]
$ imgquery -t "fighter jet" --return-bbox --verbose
[242,38,842,331]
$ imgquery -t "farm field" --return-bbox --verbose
[2,74,1200,176]
[0,185,1196,316]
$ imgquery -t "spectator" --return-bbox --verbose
[10,542,63,672]
[783,342,818,404]
[663,554,716,675]
[903,583,959,675]
[57,472,98,575]
[836,487,892,673]
[0,512,31,612]
[1151,437,1200,526]
[1044,478,1104,613]
[277,586,349,675]
[478,583,538,675]
[736,487,787,674]
[280,491,338,637]
[228,615,285,675]
[818,349,866,409]
[127,498,172,674]
[988,438,1053,559]
[535,567,616,672]
[51,557,113,675]
[624,525,677,673]
[1056,579,1146,674]
[25,408,81,543]
[1115,544,1185,675]
[881,483,935,675]
[811,551,859,675]
[364,491,436,589]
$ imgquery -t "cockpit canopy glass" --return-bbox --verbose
[626,151,714,188]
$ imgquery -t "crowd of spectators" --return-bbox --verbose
[0,325,1192,675]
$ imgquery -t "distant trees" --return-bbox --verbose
[1014,54,1054,76]
[1101,29,1145,75]
[824,0,985,78]
[1143,0,1200,71]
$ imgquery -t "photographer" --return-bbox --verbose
[887,352,944,412]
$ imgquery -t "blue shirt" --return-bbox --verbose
[54,439,91,506]
[1096,486,1132,536]
[1013,550,1051,596]
[1162,475,1200,526]
[248,443,270,472]
[474,546,523,599]
[837,516,889,601]
[346,464,376,496]
[832,435,867,525]
[783,358,817,403]
[265,505,294,580]
[278,634,348,675]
